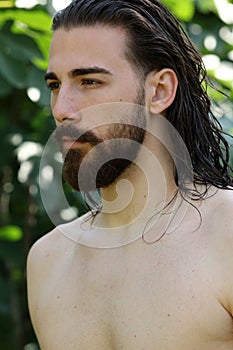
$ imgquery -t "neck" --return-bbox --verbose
[95,130,179,230]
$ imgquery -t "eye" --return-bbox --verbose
[80,79,102,87]
[47,81,60,91]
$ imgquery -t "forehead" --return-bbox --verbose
[48,25,130,72]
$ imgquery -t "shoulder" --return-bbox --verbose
[201,187,233,314]
[198,186,233,226]
[198,187,233,247]
[27,211,93,275]
[27,211,94,307]
[27,228,60,274]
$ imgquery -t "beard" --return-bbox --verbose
[54,91,146,192]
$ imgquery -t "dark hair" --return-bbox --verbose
[52,0,233,197]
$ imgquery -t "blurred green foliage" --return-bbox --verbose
[0,0,232,349]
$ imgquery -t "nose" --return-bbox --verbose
[52,85,81,125]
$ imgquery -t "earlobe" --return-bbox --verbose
[146,68,178,115]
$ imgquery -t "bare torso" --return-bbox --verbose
[27,189,233,350]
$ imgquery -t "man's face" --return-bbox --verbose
[46,25,146,191]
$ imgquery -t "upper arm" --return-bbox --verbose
[213,192,233,317]
[26,233,55,330]
[27,239,45,325]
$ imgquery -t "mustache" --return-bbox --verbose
[53,124,102,145]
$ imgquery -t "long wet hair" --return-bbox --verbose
[52,0,233,200]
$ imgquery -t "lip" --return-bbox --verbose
[62,136,86,150]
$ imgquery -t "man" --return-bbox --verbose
[27,1,233,349]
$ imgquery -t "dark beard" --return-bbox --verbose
[53,99,146,192]
[65,124,145,192]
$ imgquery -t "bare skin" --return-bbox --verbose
[27,26,233,349]
[27,189,233,350]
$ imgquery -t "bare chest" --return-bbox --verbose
[36,239,233,350]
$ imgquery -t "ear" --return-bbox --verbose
[145,68,178,115]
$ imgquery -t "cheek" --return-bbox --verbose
[50,94,57,111]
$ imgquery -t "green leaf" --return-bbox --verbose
[27,65,50,106]
[0,51,27,88]
[0,226,23,242]
[32,32,51,70]
[0,29,43,62]
[0,9,52,32]
[162,0,195,21]
[0,72,12,97]
[196,0,216,14]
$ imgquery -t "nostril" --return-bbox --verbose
[61,117,74,123]
[54,112,81,125]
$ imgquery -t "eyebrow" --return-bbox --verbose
[44,66,113,81]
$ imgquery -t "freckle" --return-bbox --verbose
[57,296,60,299]
[167,314,170,317]
[120,99,123,101]
[74,305,77,309]
[134,335,137,338]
